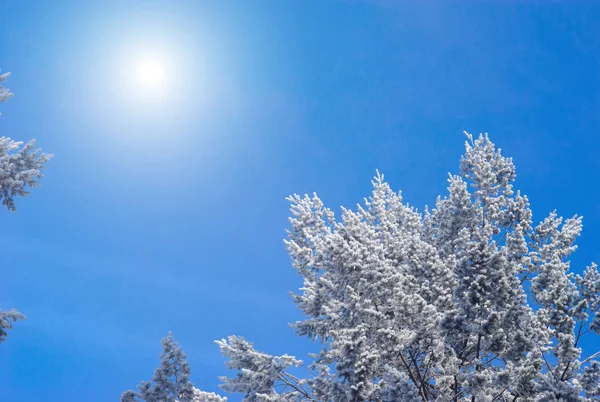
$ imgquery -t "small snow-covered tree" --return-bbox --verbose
[0,70,52,343]
[0,71,14,103]
[0,135,53,212]
[0,71,53,212]
[0,309,25,344]
[121,332,227,402]
[216,336,308,401]
[132,133,599,401]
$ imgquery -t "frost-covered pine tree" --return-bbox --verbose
[122,332,227,402]
[0,71,14,103]
[0,71,53,212]
[133,133,600,401]
[0,69,52,343]
[0,309,25,344]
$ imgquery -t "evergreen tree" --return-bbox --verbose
[0,71,51,211]
[131,134,600,401]
[0,70,52,343]
[121,332,227,402]
[0,309,25,344]
[0,71,14,103]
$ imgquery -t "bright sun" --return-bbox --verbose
[136,58,166,89]
[111,41,186,108]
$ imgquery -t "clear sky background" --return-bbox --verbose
[1,1,599,401]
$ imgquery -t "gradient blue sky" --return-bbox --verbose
[1,1,599,401]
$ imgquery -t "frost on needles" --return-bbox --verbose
[0,70,52,344]
[0,70,52,212]
[121,332,227,402]
[125,133,600,401]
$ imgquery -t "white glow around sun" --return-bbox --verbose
[102,31,201,116]
[116,48,177,103]
[136,58,166,89]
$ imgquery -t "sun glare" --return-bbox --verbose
[136,58,166,89]
[107,35,193,112]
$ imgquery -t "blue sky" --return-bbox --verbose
[1,1,599,401]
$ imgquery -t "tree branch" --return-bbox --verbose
[539,346,558,382]
[560,321,585,381]
[400,352,428,402]
[409,350,429,401]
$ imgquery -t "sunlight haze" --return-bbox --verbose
[2,2,600,402]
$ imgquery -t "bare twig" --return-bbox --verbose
[539,346,558,382]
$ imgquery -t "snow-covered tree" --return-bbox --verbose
[0,135,53,212]
[0,69,52,344]
[133,133,600,401]
[216,336,307,401]
[0,71,52,212]
[121,332,227,402]
[0,309,25,344]
[0,71,14,103]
